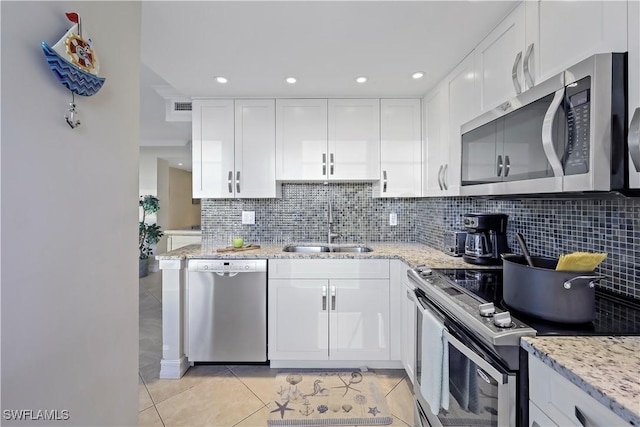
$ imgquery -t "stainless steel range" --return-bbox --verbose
[408,266,535,427]
[408,265,640,427]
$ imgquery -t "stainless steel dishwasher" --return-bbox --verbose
[186,259,267,363]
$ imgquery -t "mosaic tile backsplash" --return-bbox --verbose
[202,184,639,298]
[201,183,417,245]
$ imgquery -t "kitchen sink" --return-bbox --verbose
[331,246,373,253]
[282,245,331,253]
[282,245,373,253]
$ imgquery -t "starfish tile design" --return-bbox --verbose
[368,406,380,416]
[271,401,294,419]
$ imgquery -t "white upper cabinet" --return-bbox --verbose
[275,99,328,181]
[474,3,526,112]
[447,53,479,196]
[423,82,451,196]
[234,100,278,198]
[328,99,380,181]
[276,99,381,182]
[192,99,235,198]
[474,1,628,115]
[629,0,640,189]
[192,99,278,198]
[524,0,628,87]
[375,99,422,198]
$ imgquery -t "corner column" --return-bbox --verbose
[158,258,190,379]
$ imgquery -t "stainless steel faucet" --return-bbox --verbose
[327,200,339,243]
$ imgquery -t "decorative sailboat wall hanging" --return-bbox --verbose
[41,12,105,128]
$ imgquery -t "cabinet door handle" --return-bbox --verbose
[322,153,327,176]
[542,88,566,177]
[497,155,503,177]
[228,171,233,193]
[330,285,336,310]
[575,406,590,427]
[330,153,335,175]
[236,171,241,194]
[322,286,327,311]
[437,165,444,190]
[523,43,535,89]
[442,164,448,190]
[504,155,510,177]
[512,51,523,94]
[383,170,388,193]
[629,107,640,172]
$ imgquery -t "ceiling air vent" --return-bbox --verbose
[165,99,192,122]
[173,101,192,112]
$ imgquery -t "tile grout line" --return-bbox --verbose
[226,365,273,407]
[230,403,268,427]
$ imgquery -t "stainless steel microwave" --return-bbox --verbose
[460,53,626,196]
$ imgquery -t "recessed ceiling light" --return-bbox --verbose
[355,76,368,84]
[412,71,425,79]
[285,77,297,84]
[178,163,183,166]
[215,76,228,84]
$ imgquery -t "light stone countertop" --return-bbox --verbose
[522,336,640,425]
[156,242,488,269]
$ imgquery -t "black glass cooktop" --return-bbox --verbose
[434,268,640,336]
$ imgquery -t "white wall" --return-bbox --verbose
[1,2,140,425]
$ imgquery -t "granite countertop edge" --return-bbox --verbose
[154,242,484,269]
[522,337,640,426]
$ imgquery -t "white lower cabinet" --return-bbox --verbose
[528,355,630,426]
[268,259,390,362]
[399,262,416,384]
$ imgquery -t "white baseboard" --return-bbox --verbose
[159,356,190,379]
[269,360,404,370]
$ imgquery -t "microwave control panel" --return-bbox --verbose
[564,76,591,175]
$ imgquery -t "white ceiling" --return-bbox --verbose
[139,1,519,170]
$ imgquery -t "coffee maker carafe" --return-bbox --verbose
[462,213,510,265]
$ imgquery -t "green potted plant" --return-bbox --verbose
[139,195,164,278]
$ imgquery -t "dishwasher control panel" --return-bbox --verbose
[188,259,267,273]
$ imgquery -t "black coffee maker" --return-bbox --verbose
[462,213,510,265]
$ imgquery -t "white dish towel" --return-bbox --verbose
[419,307,450,415]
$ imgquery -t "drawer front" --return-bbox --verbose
[529,355,630,426]
[269,259,390,279]
[529,400,558,427]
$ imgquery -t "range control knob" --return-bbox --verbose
[493,312,513,328]
[479,302,496,317]
[419,269,433,277]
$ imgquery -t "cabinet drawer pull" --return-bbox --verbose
[497,155,503,177]
[236,171,241,193]
[524,43,535,89]
[322,153,327,176]
[512,51,523,94]
[575,406,590,427]
[331,285,336,310]
[228,171,233,193]
[383,170,388,193]
[322,286,327,311]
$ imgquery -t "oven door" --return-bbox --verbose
[414,292,516,427]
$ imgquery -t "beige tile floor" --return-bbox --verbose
[139,271,416,427]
